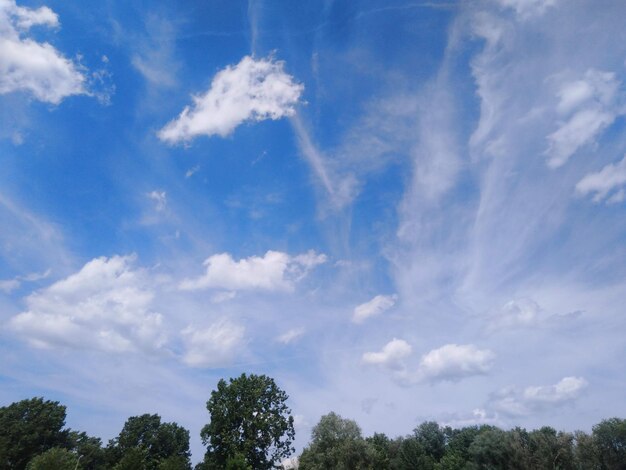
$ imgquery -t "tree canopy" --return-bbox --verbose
[198,373,295,470]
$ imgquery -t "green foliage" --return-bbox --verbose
[298,412,372,469]
[107,413,191,470]
[593,418,626,470]
[68,431,107,470]
[199,373,295,470]
[0,397,70,470]
[25,447,79,470]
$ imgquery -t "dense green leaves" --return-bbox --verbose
[0,397,70,470]
[199,373,295,470]
[106,414,192,470]
[3,390,626,470]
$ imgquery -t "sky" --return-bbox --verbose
[1,0,626,463]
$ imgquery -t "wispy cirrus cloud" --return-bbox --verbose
[159,55,303,143]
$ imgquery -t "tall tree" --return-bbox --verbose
[298,412,372,469]
[0,397,70,470]
[199,374,295,470]
[107,414,191,470]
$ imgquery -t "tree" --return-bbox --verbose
[107,414,191,470]
[0,397,70,470]
[25,448,78,470]
[298,412,372,469]
[593,418,626,470]
[199,374,295,470]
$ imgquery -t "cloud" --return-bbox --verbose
[496,0,557,20]
[0,268,51,293]
[147,190,167,211]
[491,376,588,416]
[179,250,327,292]
[545,69,624,168]
[488,298,541,331]
[158,55,303,144]
[362,338,412,370]
[416,344,495,382]
[352,294,397,323]
[576,154,626,203]
[180,320,244,368]
[0,279,20,293]
[276,327,305,345]
[8,255,167,353]
[0,0,85,103]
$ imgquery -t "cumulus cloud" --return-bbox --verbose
[0,0,85,103]
[416,344,495,382]
[491,376,588,416]
[362,338,412,370]
[352,294,397,323]
[576,154,626,204]
[179,250,326,292]
[180,320,244,368]
[8,255,166,353]
[159,55,303,144]
[276,327,305,345]
[546,69,624,168]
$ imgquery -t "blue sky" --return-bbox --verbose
[2,0,626,462]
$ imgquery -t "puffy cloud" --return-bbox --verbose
[416,344,495,382]
[362,338,412,370]
[0,278,19,293]
[352,294,397,324]
[179,250,326,292]
[276,327,305,345]
[159,55,303,143]
[8,255,166,353]
[0,0,85,103]
[180,320,244,368]
[491,376,588,416]
[576,154,626,204]
[546,70,624,168]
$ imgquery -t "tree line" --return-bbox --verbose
[1,373,624,469]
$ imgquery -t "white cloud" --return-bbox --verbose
[0,268,50,293]
[148,190,167,211]
[352,294,397,323]
[416,344,495,382]
[180,320,244,368]
[0,0,85,103]
[185,165,200,178]
[497,0,557,20]
[576,154,626,203]
[276,327,305,345]
[158,55,303,144]
[0,278,20,293]
[179,250,326,292]
[491,376,587,416]
[210,290,237,304]
[546,69,623,168]
[362,338,412,370]
[9,255,167,353]
[489,298,541,330]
